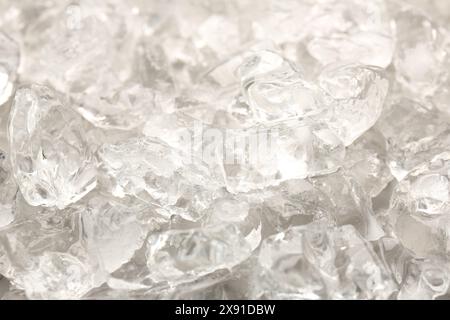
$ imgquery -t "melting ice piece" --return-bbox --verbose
[254,223,395,299]
[98,137,221,222]
[0,32,19,106]
[393,8,449,99]
[318,62,389,146]
[388,153,450,258]
[376,98,450,181]
[344,128,393,197]
[145,223,254,285]
[8,84,97,209]
[216,117,345,193]
[239,50,324,121]
[0,149,18,227]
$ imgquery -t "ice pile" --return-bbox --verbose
[0,0,449,300]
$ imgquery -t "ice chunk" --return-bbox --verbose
[0,194,105,299]
[145,224,254,285]
[398,258,450,300]
[239,50,324,121]
[310,170,384,240]
[81,195,148,273]
[319,62,389,146]
[344,128,393,197]
[214,117,345,193]
[305,0,394,68]
[98,137,221,221]
[8,84,97,209]
[72,82,160,131]
[376,98,450,180]
[17,252,97,300]
[253,223,395,299]
[388,153,450,258]
[393,8,449,99]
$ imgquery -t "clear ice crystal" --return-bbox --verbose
[393,7,449,99]
[214,117,345,193]
[239,50,324,121]
[319,62,389,146]
[17,251,97,300]
[145,223,255,286]
[1,0,450,300]
[8,84,98,209]
[72,82,160,131]
[304,0,394,68]
[309,170,384,241]
[344,128,393,197]
[81,195,148,273]
[388,153,450,259]
[98,137,220,222]
[254,223,395,299]
[376,98,450,180]
[0,195,100,299]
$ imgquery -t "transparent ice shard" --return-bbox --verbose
[253,223,395,299]
[71,82,160,131]
[259,179,335,234]
[393,8,449,99]
[145,223,254,286]
[98,137,221,221]
[319,62,389,146]
[81,195,148,274]
[0,32,19,106]
[106,194,261,295]
[372,236,450,300]
[376,98,450,180]
[310,170,384,241]
[17,251,97,300]
[397,258,450,300]
[134,36,175,94]
[204,194,262,252]
[8,84,98,209]
[344,128,393,197]
[388,153,450,258]
[21,2,157,131]
[307,32,394,69]
[215,117,344,193]
[257,170,384,240]
[239,50,324,121]
[22,2,118,92]
[305,0,394,68]
[0,194,105,299]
